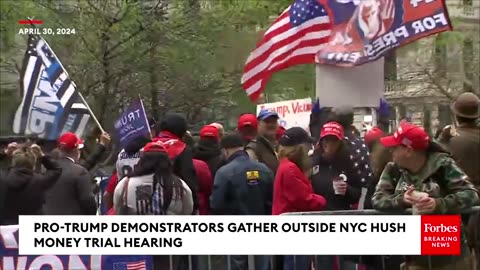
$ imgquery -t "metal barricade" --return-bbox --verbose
[156,206,479,270]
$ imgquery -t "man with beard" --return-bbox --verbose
[245,109,280,174]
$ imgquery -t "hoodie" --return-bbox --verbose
[193,139,224,177]
[0,156,62,225]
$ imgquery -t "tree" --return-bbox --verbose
[394,20,480,100]
[0,0,311,136]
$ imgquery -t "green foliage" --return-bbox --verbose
[0,0,317,135]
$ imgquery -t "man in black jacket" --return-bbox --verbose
[43,132,97,215]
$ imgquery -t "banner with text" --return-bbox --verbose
[257,98,312,132]
[13,34,90,140]
[18,215,462,256]
[1,225,152,270]
[114,99,150,149]
[316,0,452,66]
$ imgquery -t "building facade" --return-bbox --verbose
[384,0,480,135]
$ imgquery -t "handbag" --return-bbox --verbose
[117,177,130,215]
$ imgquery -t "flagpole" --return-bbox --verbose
[26,17,105,134]
[138,94,152,140]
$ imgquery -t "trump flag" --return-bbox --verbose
[316,0,452,66]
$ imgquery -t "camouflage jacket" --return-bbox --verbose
[371,152,479,213]
[371,152,479,266]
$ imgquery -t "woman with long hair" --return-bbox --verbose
[272,127,326,270]
[113,141,194,270]
[113,141,193,216]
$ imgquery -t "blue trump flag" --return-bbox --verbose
[114,99,150,149]
[0,225,153,270]
[316,0,452,66]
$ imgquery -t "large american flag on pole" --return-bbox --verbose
[241,0,332,102]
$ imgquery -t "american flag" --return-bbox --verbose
[241,0,332,101]
[345,131,372,187]
[113,260,147,270]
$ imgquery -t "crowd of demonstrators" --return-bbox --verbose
[1,91,479,270]
[0,130,113,224]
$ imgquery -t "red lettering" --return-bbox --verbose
[291,102,312,114]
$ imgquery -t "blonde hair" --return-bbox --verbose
[278,144,311,172]
[11,146,36,170]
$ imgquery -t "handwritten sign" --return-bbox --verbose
[257,98,312,132]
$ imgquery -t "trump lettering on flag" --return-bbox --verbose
[241,0,332,101]
[113,260,147,270]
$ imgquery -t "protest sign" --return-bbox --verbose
[114,99,150,149]
[316,0,452,66]
[256,98,312,131]
[316,58,384,108]
[0,225,153,270]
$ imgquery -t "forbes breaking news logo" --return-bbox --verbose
[421,215,461,255]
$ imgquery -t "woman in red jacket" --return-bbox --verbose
[272,127,327,270]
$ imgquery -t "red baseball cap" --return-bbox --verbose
[143,142,167,153]
[320,122,344,140]
[380,122,430,150]
[364,126,385,146]
[57,132,84,150]
[238,114,258,129]
[276,125,286,140]
[200,125,219,139]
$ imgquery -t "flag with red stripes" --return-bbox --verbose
[241,0,332,102]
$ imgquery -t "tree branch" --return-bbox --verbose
[105,25,145,58]
[423,68,455,100]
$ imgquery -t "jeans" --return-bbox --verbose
[284,255,311,270]
[314,256,357,270]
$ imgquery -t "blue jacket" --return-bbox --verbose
[210,151,274,215]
